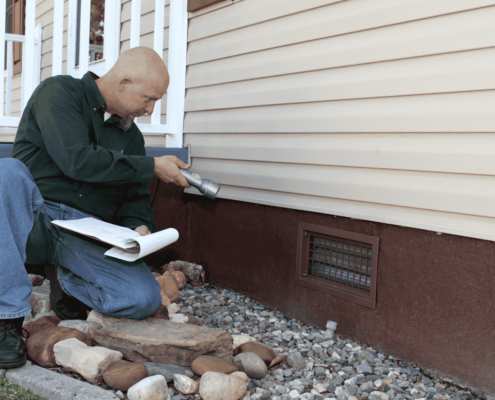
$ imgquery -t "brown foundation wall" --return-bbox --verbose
[148,181,495,396]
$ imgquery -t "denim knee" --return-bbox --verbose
[120,277,162,320]
[0,158,31,179]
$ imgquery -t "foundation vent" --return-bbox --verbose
[296,222,379,309]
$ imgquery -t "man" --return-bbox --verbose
[0,47,190,369]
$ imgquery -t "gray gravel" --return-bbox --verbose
[174,283,489,400]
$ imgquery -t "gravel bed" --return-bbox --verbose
[174,283,489,400]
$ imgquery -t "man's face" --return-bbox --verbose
[115,78,168,130]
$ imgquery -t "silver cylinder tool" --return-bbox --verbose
[179,169,221,199]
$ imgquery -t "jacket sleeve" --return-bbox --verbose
[31,82,155,185]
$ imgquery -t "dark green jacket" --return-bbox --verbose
[12,72,157,232]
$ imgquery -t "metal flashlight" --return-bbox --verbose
[179,169,221,199]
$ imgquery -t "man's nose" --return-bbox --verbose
[145,102,155,115]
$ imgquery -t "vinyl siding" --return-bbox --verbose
[183,0,495,241]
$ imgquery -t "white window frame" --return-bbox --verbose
[65,0,188,148]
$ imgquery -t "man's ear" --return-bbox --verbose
[119,78,131,92]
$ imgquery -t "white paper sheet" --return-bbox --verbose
[51,218,179,262]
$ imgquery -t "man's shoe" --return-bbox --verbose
[0,318,28,369]
[44,265,92,321]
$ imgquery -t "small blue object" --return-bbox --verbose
[121,150,124,153]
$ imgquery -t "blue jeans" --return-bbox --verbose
[0,158,162,320]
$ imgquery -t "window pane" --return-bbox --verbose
[76,0,105,66]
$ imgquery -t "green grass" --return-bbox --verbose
[0,378,47,400]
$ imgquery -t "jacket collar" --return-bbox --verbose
[81,71,107,113]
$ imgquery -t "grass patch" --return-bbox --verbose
[0,378,47,400]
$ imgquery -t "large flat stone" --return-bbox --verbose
[5,363,119,400]
[93,319,233,367]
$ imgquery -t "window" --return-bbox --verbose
[4,0,24,74]
[75,0,104,67]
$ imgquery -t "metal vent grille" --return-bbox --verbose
[296,223,379,309]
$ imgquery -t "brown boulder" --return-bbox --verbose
[23,315,61,337]
[93,319,233,367]
[30,297,37,311]
[150,304,169,320]
[29,274,45,287]
[192,355,238,376]
[103,360,148,391]
[26,327,92,367]
[165,271,187,290]
[155,275,179,302]
[238,342,276,366]
[161,261,205,286]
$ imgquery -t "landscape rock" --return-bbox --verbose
[199,371,247,400]
[230,371,248,380]
[167,303,181,314]
[287,352,307,370]
[234,352,268,379]
[238,342,276,366]
[87,310,124,328]
[93,319,233,366]
[127,375,170,400]
[268,354,288,368]
[58,320,103,337]
[29,274,45,286]
[29,311,58,323]
[54,337,123,384]
[26,327,92,367]
[103,360,148,392]
[23,315,61,337]
[232,334,257,353]
[150,304,170,320]
[161,293,172,306]
[32,300,51,316]
[30,297,37,311]
[141,362,194,382]
[192,355,238,376]
[171,271,187,289]
[156,274,180,302]
[173,374,199,394]
[30,284,50,302]
[163,261,205,286]
[169,313,188,323]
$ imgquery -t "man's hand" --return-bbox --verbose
[154,156,191,188]
[134,225,151,236]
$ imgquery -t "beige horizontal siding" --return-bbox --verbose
[184,0,495,240]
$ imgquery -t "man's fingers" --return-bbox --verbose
[175,158,189,170]
[176,172,191,188]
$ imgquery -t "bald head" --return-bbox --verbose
[96,47,170,130]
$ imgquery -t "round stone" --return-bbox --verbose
[234,352,268,379]
[191,355,239,376]
[238,342,276,366]
[103,361,148,392]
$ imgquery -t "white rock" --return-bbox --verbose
[87,310,123,328]
[332,351,342,361]
[348,397,358,400]
[289,390,300,399]
[169,313,189,323]
[32,300,51,316]
[173,374,199,394]
[58,320,103,337]
[231,371,248,381]
[115,390,124,399]
[128,375,169,400]
[374,379,383,388]
[199,371,247,400]
[326,321,338,330]
[315,383,328,393]
[232,334,257,352]
[166,303,181,314]
[54,338,122,384]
